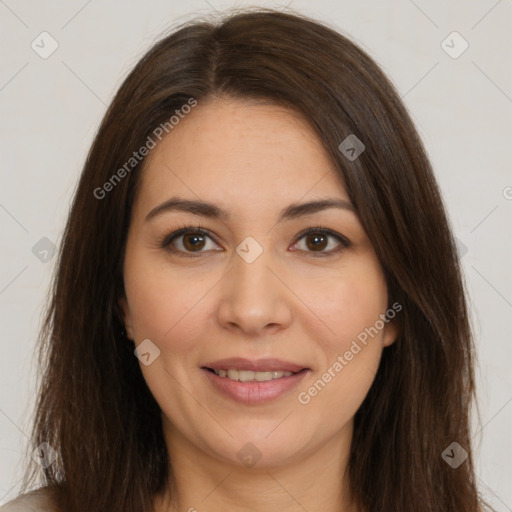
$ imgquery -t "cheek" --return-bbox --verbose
[305,260,388,351]
[123,253,213,346]
[295,261,388,411]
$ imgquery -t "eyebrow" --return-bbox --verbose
[145,196,356,223]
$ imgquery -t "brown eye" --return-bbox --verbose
[305,233,328,251]
[161,227,220,256]
[293,227,351,256]
[182,232,207,251]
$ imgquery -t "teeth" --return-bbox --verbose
[213,369,294,381]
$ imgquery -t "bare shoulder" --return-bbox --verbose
[0,487,57,512]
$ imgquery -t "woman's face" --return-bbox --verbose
[120,97,398,469]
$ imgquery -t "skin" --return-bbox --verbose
[119,96,398,512]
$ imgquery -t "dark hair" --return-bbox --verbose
[20,8,489,512]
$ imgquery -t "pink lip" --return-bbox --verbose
[202,367,310,405]
[201,357,307,373]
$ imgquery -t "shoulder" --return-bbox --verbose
[0,487,56,512]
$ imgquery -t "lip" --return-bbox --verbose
[202,367,310,405]
[201,357,308,373]
[201,358,311,405]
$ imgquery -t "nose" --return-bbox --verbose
[216,244,293,337]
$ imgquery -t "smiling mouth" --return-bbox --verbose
[202,367,307,382]
[201,365,310,405]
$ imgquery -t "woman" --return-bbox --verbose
[2,8,491,512]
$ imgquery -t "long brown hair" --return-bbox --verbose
[20,8,490,512]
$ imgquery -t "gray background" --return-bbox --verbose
[1,0,511,509]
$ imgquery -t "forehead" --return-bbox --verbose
[135,97,349,216]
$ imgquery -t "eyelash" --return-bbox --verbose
[159,223,351,258]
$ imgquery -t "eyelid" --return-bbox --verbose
[291,225,351,256]
[160,224,351,256]
[159,223,218,255]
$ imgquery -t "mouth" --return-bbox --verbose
[202,367,307,381]
[200,358,310,404]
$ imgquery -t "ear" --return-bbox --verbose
[382,319,399,347]
[118,296,134,340]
